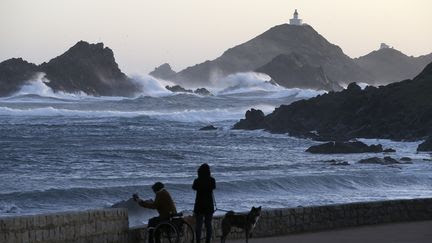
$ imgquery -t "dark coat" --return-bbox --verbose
[139,189,177,219]
[193,176,216,214]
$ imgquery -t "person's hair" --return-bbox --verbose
[198,163,211,178]
[151,182,164,193]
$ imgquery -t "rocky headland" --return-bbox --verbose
[234,61,432,141]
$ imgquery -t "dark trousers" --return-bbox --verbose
[148,216,161,243]
[195,213,213,243]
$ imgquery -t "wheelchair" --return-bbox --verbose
[151,212,195,243]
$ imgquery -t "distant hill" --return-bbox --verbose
[234,61,432,141]
[0,41,141,97]
[354,48,432,85]
[173,24,371,89]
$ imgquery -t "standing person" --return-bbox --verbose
[193,163,216,243]
[133,182,177,243]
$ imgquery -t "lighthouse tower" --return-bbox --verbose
[289,9,303,25]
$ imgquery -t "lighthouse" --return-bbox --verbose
[289,9,303,25]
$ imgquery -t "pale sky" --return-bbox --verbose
[1,0,431,75]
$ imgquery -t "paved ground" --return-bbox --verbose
[227,220,432,243]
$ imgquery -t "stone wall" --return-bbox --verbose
[129,198,432,242]
[2,198,431,242]
[0,208,129,243]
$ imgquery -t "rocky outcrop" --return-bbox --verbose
[354,48,432,85]
[306,141,383,154]
[173,24,371,86]
[0,58,40,96]
[40,41,140,96]
[256,53,342,91]
[233,61,432,141]
[194,88,212,96]
[165,85,212,96]
[417,137,432,151]
[357,156,411,165]
[165,85,193,93]
[233,109,266,130]
[149,63,176,80]
[199,125,217,131]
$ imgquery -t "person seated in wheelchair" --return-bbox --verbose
[133,182,177,243]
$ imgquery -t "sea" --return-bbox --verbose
[1,72,431,226]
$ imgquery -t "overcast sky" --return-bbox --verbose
[1,0,431,75]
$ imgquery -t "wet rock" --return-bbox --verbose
[233,109,266,130]
[383,148,396,152]
[358,156,411,165]
[306,141,383,154]
[330,161,350,166]
[194,88,212,96]
[199,125,217,131]
[400,157,412,161]
[165,85,193,93]
[417,137,432,151]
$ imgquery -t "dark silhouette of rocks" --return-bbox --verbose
[165,85,212,96]
[194,88,212,96]
[199,125,217,131]
[354,48,432,85]
[165,85,193,93]
[358,156,411,165]
[149,63,176,80]
[306,141,383,154]
[383,148,396,153]
[256,53,342,91]
[40,41,139,96]
[331,161,350,166]
[417,137,432,151]
[173,24,371,87]
[233,62,432,141]
[233,108,265,130]
[0,41,141,97]
[400,157,412,162]
[0,58,39,96]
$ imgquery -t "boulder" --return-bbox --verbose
[199,125,217,131]
[417,137,432,151]
[233,109,266,130]
[306,141,383,154]
[400,157,412,162]
[383,148,396,153]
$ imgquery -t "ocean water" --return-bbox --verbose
[1,73,431,226]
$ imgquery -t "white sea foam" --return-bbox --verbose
[0,104,275,122]
[130,75,174,97]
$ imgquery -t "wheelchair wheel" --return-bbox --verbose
[154,222,179,243]
[177,220,194,243]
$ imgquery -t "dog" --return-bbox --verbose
[220,206,262,243]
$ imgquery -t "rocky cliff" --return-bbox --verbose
[234,61,432,141]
